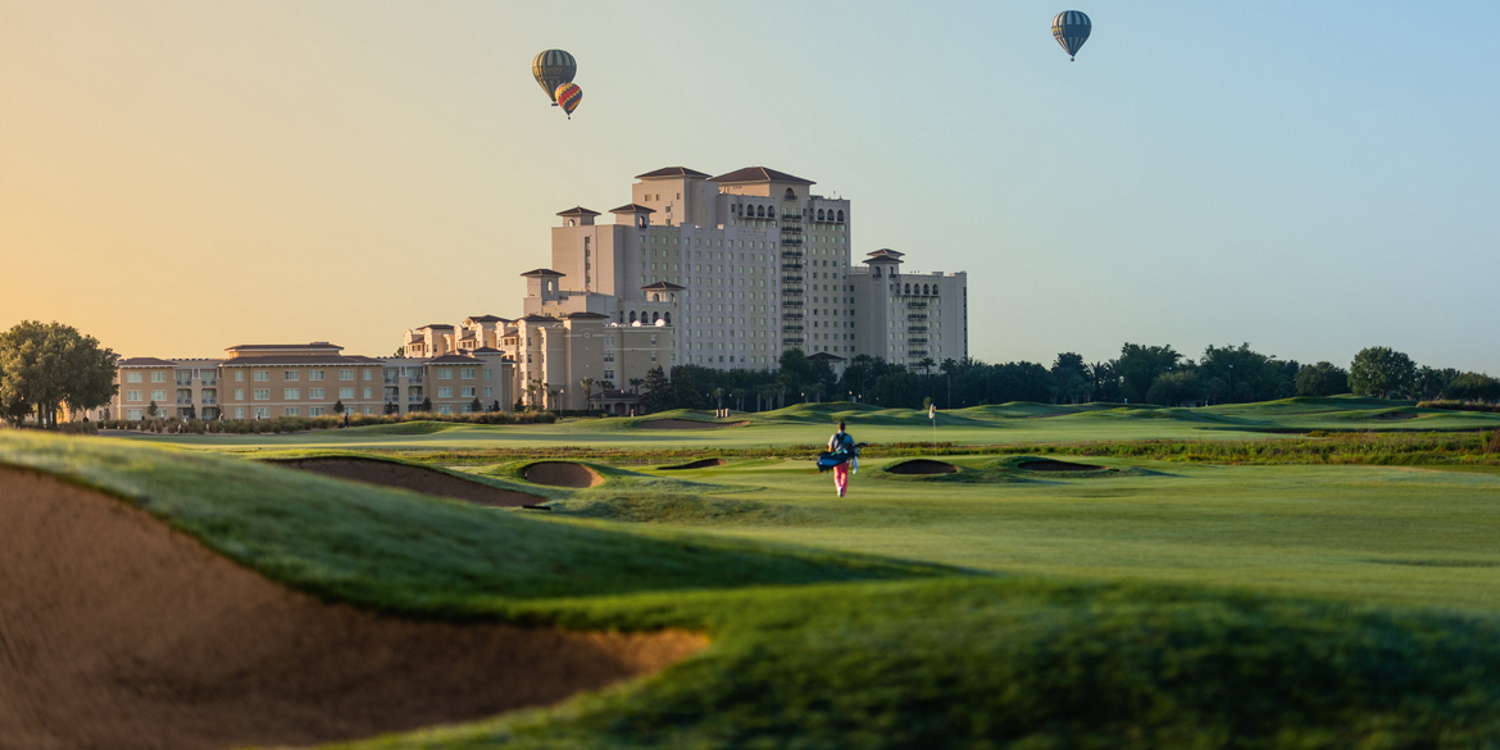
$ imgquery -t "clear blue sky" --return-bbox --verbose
[3,1,1496,373]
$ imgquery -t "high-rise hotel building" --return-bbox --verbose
[531,166,966,370]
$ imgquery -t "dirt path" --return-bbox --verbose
[0,466,706,750]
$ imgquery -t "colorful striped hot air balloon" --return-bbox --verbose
[532,49,576,105]
[1052,10,1091,61]
[554,82,582,119]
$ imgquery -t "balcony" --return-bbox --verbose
[907,314,928,321]
[781,250,803,259]
[383,376,400,384]
[176,399,193,406]
[909,349,929,357]
[909,325,928,333]
[780,225,801,234]
[201,398,217,406]
[200,378,217,386]
[782,324,805,333]
[781,238,802,246]
[909,337,929,345]
[175,380,192,387]
[781,262,803,271]
[780,213,801,221]
[782,287,804,296]
[782,298,803,306]
[907,302,928,309]
[783,336,805,345]
[782,313,804,320]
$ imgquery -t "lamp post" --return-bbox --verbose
[1227,364,1234,405]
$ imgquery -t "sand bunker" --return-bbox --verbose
[1018,459,1107,472]
[0,466,705,750]
[885,459,960,475]
[523,461,604,488]
[637,419,748,430]
[274,456,544,507]
[657,458,727,471]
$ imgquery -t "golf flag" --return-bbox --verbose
[928,404,936,420]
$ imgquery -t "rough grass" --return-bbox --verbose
[0,433,954,612]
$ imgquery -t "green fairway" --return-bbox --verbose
[107,396,1500,453]
[9,397,1500,748]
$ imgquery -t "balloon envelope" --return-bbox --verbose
[554,82,582,118]
[1051,10,1091,60]
[532,49,576,104]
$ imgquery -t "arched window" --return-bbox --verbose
[784,187,796,200]
[628,311,637,324]
[756,205,765,218]
[663,311,672,325]
[904,283,911,294]
[651,293,661,302]
[651,311,660,324]
[837,210,845,222]
[931,286,939,297]
[872,267,881,278]
[817,209,825,221]
[923,284,930,295]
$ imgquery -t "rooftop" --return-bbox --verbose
[709,166,814,185]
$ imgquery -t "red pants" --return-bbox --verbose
[833,463,849,496]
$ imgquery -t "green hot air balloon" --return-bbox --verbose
[532,49,577,105]
[1052,10,1091,61]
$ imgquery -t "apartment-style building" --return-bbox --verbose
[107,342,512,420]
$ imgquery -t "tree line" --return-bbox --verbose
[638,343,1500,413]
[0,321,119,426]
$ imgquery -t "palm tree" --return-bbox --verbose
[629,377,644,394]
[580,377,596,409]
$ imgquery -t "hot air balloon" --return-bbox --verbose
[554,82,582,119]
[532,49,576,105]
[1052,10,1091,61]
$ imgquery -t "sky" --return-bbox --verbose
[3,1,1497,373]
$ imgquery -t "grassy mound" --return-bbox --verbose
[362,579,1500,749]
[545,493,811,526]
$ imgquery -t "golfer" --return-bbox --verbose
[828,420,857,497]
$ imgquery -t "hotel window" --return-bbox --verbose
[483,387,493,398]
[437,387,453,398]
[126,390,143,402]
[253,408,270,419]
[339,388,354,399]
[310,370,325,381]
[235,370,244,382]
[461,386,476,398]
[363,388,372,399]
[235,389,244,400]
[284,370,300,381]
[126,372,143,383]
[364,369,374,380]
[234,408,245,419]
[126,409,143,420]
[284,407,300,416]
[310,388,324,399]
[151,371,167,383]
[254,370,269,382]
[151,390,167,402]
[283,388,300,400]
[460,368,476,379]
[310,406,325,416]
[253,389,269,401]
[339,369,354,381]
[438,368,453,380]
